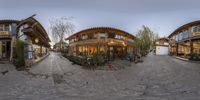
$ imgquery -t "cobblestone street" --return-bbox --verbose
[0,52,200,100]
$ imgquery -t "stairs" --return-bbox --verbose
[0,60,10,64]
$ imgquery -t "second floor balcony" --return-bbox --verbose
[0,31,11,38]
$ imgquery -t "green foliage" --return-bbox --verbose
[13,40,25,68]
[63,53,107,70]
[135,25,159,56]
[190,53,200,61]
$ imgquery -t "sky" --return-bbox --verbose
[1,0,200,44]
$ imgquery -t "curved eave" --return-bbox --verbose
[156,37,169,42]
[18,16,51,42]
[168,20,200,38]
[65,27,135,40]
[0,20,19,24]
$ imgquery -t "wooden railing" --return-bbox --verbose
[192,32,200,37]
[0,31,10,36]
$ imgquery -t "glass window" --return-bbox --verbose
[192,26,198,32]
[4,24,10,31]
[178,42,191,59]
[92,34,97,39]
[192,41,200,61]
[115,34,123,39]
[82,34,88,40]
[88,46,97,55]
[99,33,107,39]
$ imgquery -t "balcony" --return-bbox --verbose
[0,31,11,38]
[192,32,200,37]
[0,31,10,35]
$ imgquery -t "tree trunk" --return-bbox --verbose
[60,39,63,52]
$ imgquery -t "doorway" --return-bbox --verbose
[0,41,11,61]
[109,46,125,60]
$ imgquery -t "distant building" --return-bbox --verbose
[65,27,136,61]
[168,20,200,61]
[0,20,19,61]
[53,41,68,52]
[154,37,169,55]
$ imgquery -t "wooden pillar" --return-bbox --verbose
[107,45,110,61]
[176,43,179,56]
[10,37,14,61]
[97,43,99,55]
[76,45,78,56]
[190,40,193,60]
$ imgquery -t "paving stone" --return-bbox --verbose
[0,52,200,100]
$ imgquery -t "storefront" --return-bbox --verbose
[0,20,18,61]
[168,21,200,61]
[0,39,11,60]
[17,16,51,65]
[66,27,136,61]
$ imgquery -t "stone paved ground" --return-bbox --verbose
[0,52,200,100]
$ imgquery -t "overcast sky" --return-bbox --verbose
[1,0,200,44]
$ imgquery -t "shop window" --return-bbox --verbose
[99,46,106,54]
[175,34,179,41]
[192,26,200,33]
[193,41,200,61]
[88,46,97,55]
[178,42,191,59]
[88,33,97,39]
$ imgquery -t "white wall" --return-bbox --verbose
[156,46,169,55]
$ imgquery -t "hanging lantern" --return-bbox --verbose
[35,38,39,43]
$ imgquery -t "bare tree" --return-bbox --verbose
[49,17,75,51]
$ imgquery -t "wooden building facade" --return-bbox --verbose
[0,20,19,61]
[17,16,51,64]
[168,21,200,61]
[66,27,136,61]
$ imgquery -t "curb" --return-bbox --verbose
[172,56,200,64]
[32,53,50,66]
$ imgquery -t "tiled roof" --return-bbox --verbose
[168,20,200,38]
[66,27,135,40]
[0,20,19,23]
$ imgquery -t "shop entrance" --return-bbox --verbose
[0,41,11,61]
[109,46,125,60]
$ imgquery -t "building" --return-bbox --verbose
[53,41,68,52]
[0,20,19,61]
[168,21,200,61]
[154,37,169,55]
[17,15,51,65]
[65,27,136,61]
